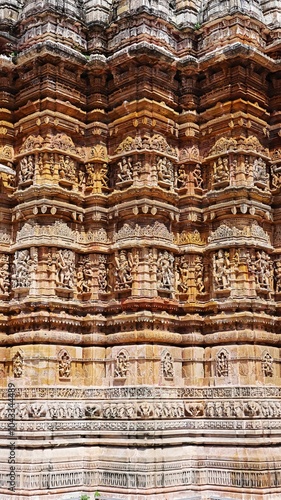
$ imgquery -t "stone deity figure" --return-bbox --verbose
[253,157,269,184]
[0,257,9,295]
[213,250,230,289]
[114,351,129,378]
[275,260,281,292]
[157,251,174,290]
[177,166,188,188]
[117,157,133,182]
[194,256,205,293]
[157,157,173,184]
[193,164,203,188]
[162,352,174,379]
[56,250,75,289]
[59,351,71,378]
[213,157,229,183]
[115,250,133,289]
[177,258,189,293]
[19,155,35,183]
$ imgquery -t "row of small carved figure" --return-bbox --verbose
[3,249,205,295]
[2,399,281,420]
[14,153,281,192]
[6,247,281,296]
[15,153,202,191]
[11,349,274,381]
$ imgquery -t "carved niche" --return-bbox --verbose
[0,254,9,296]
[58,349,71,380]
[162,351,174,380]
[13,351,23,378]
[216,350,229,378]
[114,350,129,379]
[262,352,273,378]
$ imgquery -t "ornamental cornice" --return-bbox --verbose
[206,135,270,159]
[1,385,281,400]
[207,221,271,247]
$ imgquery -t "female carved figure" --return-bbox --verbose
[115,250,133,289]
[213,250,230,289]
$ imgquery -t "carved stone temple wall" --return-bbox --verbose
[0,0,281,499]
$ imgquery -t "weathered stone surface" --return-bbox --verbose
[0,0,280,499]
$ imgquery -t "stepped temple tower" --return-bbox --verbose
[0,0,281,499]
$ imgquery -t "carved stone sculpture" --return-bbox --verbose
[253,157,269,185]
[114,250,133,289]
[114,351,129,378]
[162,351,174,379]
[58,155,76,181]
[157,251,174,290]
[216,350,229,377]
[12,249,37,288]
[194,256,205,293]
[58,350,71,379]
[0,255,9,295]
[13,352,23,378]
[76,257,93,293]
[117,157,133,182]
[177,166,188,188]
[192,164,203,188]
[213,156,229,184]
[176,257,189,293]
[262,352,273,377]
[55,249,75,289]
[156,156,174,185]
[249,250,273,291]
[19,155,35,183]
[213,250,230,289]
